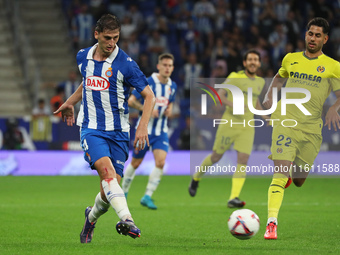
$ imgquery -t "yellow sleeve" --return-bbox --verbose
[223,72,237,84]
[278,53,290,78]
[331,62,340,92]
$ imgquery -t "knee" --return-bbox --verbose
[155,159,165,169]
[131,159,142,169]
[98,166,116,179]
[293,178,305,187]
[211,153,222,164]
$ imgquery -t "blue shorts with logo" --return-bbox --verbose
[132,132,169,158]
[80,128,129,177]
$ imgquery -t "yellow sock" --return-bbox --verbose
[268,173,288,219]
[229,164,247,200]
[193,154,212,181]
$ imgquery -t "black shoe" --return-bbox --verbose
[188,179,199,197]
[227,197,246,208]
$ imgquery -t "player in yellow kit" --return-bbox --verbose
[263,17,340,239]
[189,49,267,208]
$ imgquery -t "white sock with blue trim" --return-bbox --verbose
[102,178,132,221]
[145,167,163,197]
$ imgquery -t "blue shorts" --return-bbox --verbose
[132,132,169,159]
[80,128,129,177]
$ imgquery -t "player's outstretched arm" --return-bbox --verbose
[54,82,83,126]
[134,85,155,150]
[325,90,340,131]
[217,88,233,107]
[263,73,287,109]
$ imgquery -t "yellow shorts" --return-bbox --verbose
[269,125,322,168]
[212,125,255,155]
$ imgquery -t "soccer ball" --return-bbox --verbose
[228,209,260,240]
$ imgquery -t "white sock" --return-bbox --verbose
[88,192,110,223]
[102,178,132,221]
[145,167,163,197]
[267,217,278,225]
[121,164,136,193]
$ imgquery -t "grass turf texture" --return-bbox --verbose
[0,176,339,255]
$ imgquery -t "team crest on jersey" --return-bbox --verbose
[86,76,110,91]
[317,66,325,73]
[105,67,113,78]
[277,148,283,154]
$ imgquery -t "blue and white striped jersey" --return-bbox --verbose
[132,73,177,136]
[76,44,148,132]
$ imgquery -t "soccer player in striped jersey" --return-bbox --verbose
[263,17,340,239]
[54,14,155,243]
[121,53,177,210]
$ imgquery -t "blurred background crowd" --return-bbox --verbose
[1,0,340,151]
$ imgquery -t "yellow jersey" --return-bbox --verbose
[222,70,265,126]
[272,52,340,134]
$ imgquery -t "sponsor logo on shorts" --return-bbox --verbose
[163,141,169,146]
[86,76,110,91]
[116,160,125,166]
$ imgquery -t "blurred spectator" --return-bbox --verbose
[183,53,202,98]
[147,30,169,68]
[88,0,106,21]
[178,116,205,150]
[51,87,65,118]
[108,0,125,20]
[274,0,290,22]
[32,98,51,118]
[235,1,250,32]
[125,4,144,33]
[252,0,265,25]
[120,15,136,40]
[214,0,232,33]
[211,59,227,79]
[72,3,94,51]
[210,37,228,69]
[146,7,168,32]
[258,1,277,39]
[138,53,154,77]
[31,99,52,142]
[126,32,140,61]
[3,118,24,150]
[268,23,288,69]
[192,0,215,36]
[57,70,80,100]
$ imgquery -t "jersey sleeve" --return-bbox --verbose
[331,62,340,91]
[125,61,148,93]
[223,72,237,84]
[278,53,290,78]
[169,82,177,103]
[131,88,142,100]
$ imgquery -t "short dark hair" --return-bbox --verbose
[306,17,329,35]
[95,14,121,33]
[158,53,175,62]
[243,49,261,61]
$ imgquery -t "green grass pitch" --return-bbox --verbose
[0,175,339,255]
